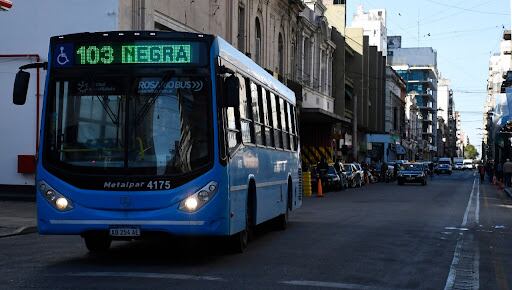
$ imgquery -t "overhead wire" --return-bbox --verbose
[424,0,508,16]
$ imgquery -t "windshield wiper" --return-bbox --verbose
[95,95,119,125]
[134,70,175,125]
[79,73,121,126]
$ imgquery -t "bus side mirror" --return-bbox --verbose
[13,70,30,105]
[224,75,240,108]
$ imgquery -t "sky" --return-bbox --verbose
[346,0,511,156]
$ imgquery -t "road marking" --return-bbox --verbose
[444,177,480,290]
[476,179,480,224]
[66,271,225,281]
[280,280,407,290]
[461,179,476,226]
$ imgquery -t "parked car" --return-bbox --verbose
[352,163,365,185]
[333,162,350,190]
[397,163,428,185]
[311,165,347,192]
[344,163,362,188]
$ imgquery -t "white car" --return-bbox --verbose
[463,160,473,170]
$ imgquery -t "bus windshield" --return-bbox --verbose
[44,73,211,176]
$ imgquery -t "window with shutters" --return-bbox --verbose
[255,17,262,65]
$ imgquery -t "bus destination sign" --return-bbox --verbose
[54,41,205,66]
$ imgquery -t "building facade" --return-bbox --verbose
[297,0,340,167]
[437,78,457,157]
[388,44,439,160]
[484,30,512,162]
[121,0,304,83]
[384,66,406,137]
[404,93,422,160]
[350,5,387,56]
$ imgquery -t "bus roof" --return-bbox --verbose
[214,36,296,104]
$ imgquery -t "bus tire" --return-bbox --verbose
[230,183,255,253]
[230,206,249,253]
[83,232,111,252]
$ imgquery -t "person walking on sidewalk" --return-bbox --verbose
[486,161,495,183]
[478,163,485,183]
[503,159,512,187]
[497,162,503,183]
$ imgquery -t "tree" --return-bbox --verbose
[464,144,479,159]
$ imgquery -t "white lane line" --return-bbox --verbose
[444,177,480,290]
[444,240,464,290]
[476,179,480,224]
[280,280,406,290]
[66,271,225,281]
[462,178,476,227]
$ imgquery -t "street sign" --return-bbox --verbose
[0,0,12,11]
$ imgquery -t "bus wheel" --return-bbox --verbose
[276,206,289,231]
[230,216,248,253]
[83,233,111,252]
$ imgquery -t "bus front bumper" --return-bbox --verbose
[37,197,229,237]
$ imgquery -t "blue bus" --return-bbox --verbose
[13,31,302,252]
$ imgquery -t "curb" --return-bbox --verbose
[0,226,37,238]
[505,188,512,199]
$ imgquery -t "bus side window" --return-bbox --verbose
[271,93,282,149]
[286,102,294,151]
[250,82,264,146]
[261,88,273,147]
[279,97,290,150]
[226,75,243,151]
[239,77,253,144]
[290,105,298,151]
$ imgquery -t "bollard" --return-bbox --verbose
[303,172,312,197]
[316,178,324,197]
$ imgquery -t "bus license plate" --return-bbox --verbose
[109,227,140,237]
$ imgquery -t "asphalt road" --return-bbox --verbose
[0,170,511,289]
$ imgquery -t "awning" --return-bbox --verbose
[300,107,348,125]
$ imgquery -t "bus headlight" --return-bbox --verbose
[38,181,73,212]
[179,181,218,213]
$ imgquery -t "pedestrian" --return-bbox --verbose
[486,161,495,183]
[503,159,512,187]
[381,162,388,182]
[478,164,485,183]
[496,162,503,182]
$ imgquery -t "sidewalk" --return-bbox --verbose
[0,201,36,238]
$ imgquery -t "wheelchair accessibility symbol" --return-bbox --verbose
[57,46,69,65]
[54,43,73,67]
